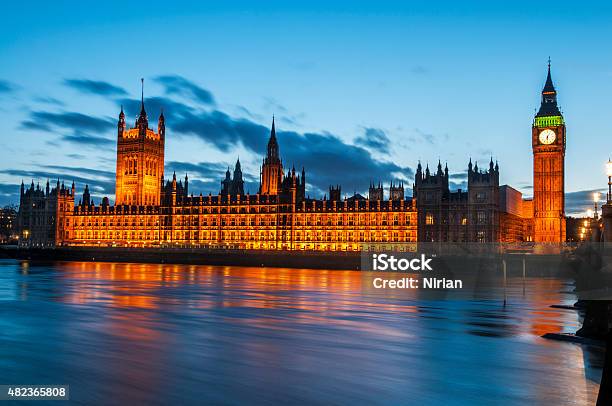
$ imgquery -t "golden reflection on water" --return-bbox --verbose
[4,260,603,404]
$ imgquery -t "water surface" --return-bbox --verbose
[0,259,603,405]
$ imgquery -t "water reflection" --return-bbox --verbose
[0,259,602,405]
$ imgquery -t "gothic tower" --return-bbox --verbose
[259,117,283,195]
[532,61,566,242]
[115,79,165,206]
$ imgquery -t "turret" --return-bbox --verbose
[118,105,126,138]
[82,184,91,207]
[158,109,165,140]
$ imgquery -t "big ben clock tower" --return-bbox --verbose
[532,61,566,242]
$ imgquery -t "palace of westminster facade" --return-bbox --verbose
[18,65,567,250]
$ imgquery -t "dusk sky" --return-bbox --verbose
[1,1,611,215]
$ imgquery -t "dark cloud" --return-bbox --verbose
[21,111,114,133]
[63,79,127,96]
[17,76,413,200]
[449,172,468,180]
[154,75,215,105]
[0,80,17,93]
[0,183,21,206]
[20,110,115,146]
[355,127,391,153]
[118,93,413,196]
[33,96,65,106]
[565,189,607,215]
[61,134,113,146]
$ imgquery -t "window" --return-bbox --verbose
[426,213,434,225]
[477,211,486,224]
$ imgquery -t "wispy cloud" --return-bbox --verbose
[154,75,215,105]
[63,79,127,96]
[0,80,17,94]
[355,127,391,153]
[20,110,115,146]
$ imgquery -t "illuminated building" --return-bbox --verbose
[531,61,566,242]
[115,80,165,207]
[17,67,568,249]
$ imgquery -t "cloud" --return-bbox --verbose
[154,75,215,105]
[0,183,21,206]
[14,76,414,201]
[61,134,113,146]
[565,188,607,216]
[449,172,468,180]
[117,93,413,196]
[21,111,114,133]
[20,110,115,146]
[63,79,127,96]
[33,96,65,106]
[355,127,391,153]
[0,80,17,93]
[413,128,436,144]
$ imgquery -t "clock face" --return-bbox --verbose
[539,129,556,145]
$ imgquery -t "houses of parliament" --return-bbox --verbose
[17,65,567,250]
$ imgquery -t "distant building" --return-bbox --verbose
[0,205,18,244]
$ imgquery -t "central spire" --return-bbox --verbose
[536,60,561,118]
[136,78,148,130]
[266,115,279,162]
[140,78,147,118]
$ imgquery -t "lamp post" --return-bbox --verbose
[607,158,612,203]
[593,192,600,220]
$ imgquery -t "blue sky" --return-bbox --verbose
[0,1,611,215]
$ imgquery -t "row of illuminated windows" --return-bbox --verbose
[425,212,489,225]
[71,213,418,228]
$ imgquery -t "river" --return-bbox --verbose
[0,259,603,405]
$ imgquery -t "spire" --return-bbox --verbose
[543,57,555,93]
[536,59,561,117]
[265,115,280,162]
[140,78,145,115]
[136,78,148,130]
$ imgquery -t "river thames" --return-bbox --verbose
[0,259,603,405]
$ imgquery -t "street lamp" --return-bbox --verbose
[607,158,612,203]
[593,192,600,219]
